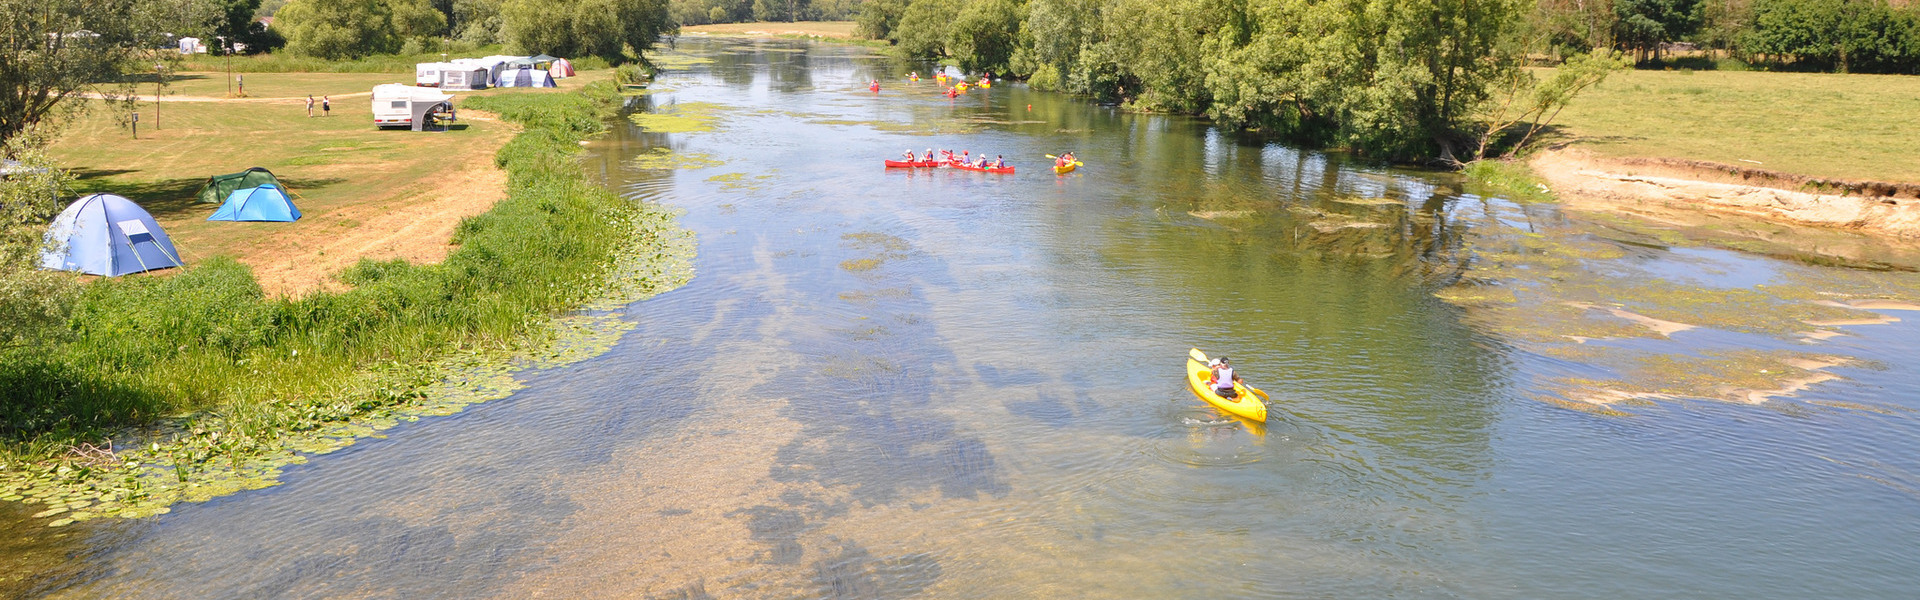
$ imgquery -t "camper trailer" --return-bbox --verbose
[440,65,490,91]
[415,62,450,87]
[371,84,455,131]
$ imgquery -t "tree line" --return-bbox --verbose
[857,0,1919,159]
[667,0,864,26]
[863,0,1622,161]
[1534,0,1920,73]
[269,0,674,60]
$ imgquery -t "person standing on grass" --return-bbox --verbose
[306,95,315,117]
[322,96,331,116]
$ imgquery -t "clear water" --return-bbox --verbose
[7,39,1920,599]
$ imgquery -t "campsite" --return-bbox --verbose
[48,64,600,294]
[10,0,1920,594]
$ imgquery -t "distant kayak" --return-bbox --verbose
[1186,348,1267,422]
[1054,163,1078,175]
[885,160,941,168]
[949,161,1014,174]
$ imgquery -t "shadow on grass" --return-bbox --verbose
[69,171,203,217]
[0,354,166,448]
[68,170,348,217]
[118,73,213,85]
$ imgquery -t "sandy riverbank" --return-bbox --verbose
[1531,147,1920,250]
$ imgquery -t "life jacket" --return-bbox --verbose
[1212,366,1235,391]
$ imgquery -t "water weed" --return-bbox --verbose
[0,81,693,524]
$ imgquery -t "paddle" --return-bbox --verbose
[1045,154,1085,168]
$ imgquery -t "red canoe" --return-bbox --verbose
[947,161,1015,174]
[884,160,942,168]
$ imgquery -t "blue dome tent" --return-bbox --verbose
[498,66,556,88]
[40,193,184,276]
[207,184,301,222]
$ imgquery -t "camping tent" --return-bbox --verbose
[41,193,184,276]
[548,57,574,79]
[498,66,556,88]
[528,54,559,69]
[451,57,510,87]
[208,184,301,222]
[196,167,285,204]
[507,57,540,69]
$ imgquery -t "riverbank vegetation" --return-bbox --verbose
[863,0,1623,162]
[0,81,689,522]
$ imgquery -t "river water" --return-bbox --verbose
[9,38,1920,599]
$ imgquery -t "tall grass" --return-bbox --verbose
[1,81,644,461]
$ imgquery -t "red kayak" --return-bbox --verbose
[948,161,1015,174]
[885,160,941,168]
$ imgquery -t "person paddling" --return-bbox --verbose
[1208,357,1242,399]
[902,149,918,162]
[993,155,1005,168]
[923,148,936,162]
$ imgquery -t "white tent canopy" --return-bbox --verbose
[371,84,455,131]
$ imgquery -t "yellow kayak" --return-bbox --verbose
[1054,162,1078,175]
[1186,349,1267,422]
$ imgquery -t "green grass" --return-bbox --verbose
[49,84,512,266]
[1546,68,1920,183]
[134,71,409,98]
[1464,159,1554,204]
[0,80,684,519]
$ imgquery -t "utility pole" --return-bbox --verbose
[220,36,231,96]
[154,63,163,130]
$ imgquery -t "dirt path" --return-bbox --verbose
[243,112,514,296]
[1531,148,1920,242]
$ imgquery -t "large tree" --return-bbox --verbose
[502,0,672,62]
[0,0,212,146]
[276,0,444,59]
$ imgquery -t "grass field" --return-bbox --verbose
[144,71,408,98]
[50,69,613,294]
[1548,68,1920,183]
[50,76,510,291]
[681,21,860,39]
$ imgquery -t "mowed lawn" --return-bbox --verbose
[1548,68,1920,183]
[681,21,859,38]
[146,71,410,99]
[47,78,521,268]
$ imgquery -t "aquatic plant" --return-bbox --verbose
[0,81,693,524]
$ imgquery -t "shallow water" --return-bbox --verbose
[7,39,1920,598]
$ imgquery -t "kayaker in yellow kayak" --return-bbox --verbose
[1207,357,1243,398]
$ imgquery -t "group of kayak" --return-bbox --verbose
[898,71,994,97]
[886,149,1017,173]
[873,73,994,97]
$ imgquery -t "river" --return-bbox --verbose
[6,38,1920,599]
